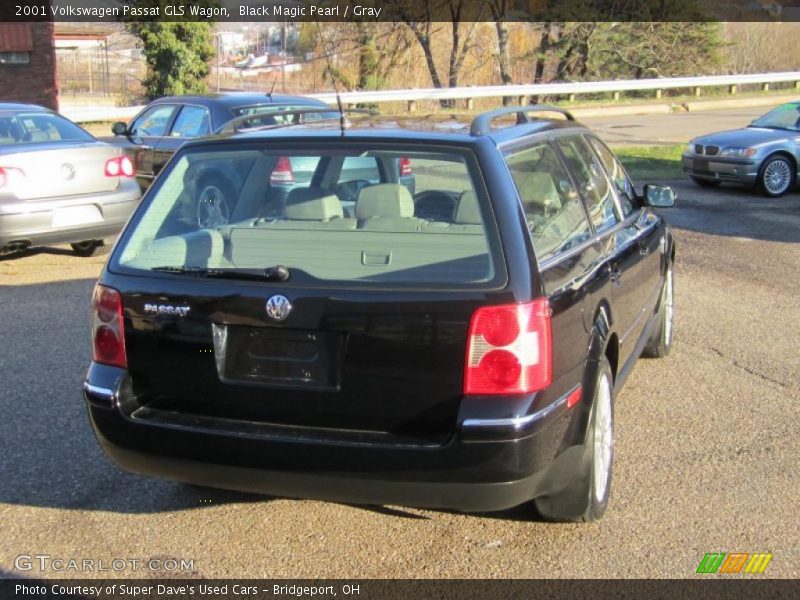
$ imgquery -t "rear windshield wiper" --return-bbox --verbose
[152,265,290,282]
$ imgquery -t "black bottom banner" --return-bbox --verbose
[0,579,797,600]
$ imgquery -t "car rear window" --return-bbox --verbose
[231,105,340,128]
[0,112,94,145]
[113,143,503,289]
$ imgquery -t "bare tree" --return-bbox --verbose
[396,0,483,108]
[488,0,513,105]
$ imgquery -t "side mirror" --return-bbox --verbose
[111,122,128,136]
[643,184,676,208]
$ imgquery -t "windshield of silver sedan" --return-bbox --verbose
[750,102,800,132]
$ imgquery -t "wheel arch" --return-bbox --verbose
[764,150,797,169]
[583,301,619,381]
[759,150,798,180]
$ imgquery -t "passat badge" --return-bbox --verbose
[266,295,292,321]
[144,303,190,317]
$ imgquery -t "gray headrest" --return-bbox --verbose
[455,190,482,225]
[355,184,414,219]
[285,188,344,221]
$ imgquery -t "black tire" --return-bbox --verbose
[690,176,720,187]
[757,155,796,198]
[196,177,236,228]
[643,263,674,358]
[70,240,104,257]
[534,356,614,523]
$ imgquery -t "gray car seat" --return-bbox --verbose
[356,184,425,231]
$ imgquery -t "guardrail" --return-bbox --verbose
[63,71,800,123]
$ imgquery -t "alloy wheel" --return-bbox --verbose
[762,158,792,195]
[593,373,613,503]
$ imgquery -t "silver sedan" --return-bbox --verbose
[0,103,141,257]
[682,101,799,197]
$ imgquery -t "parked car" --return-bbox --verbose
[683,100,800,196]
[83,106,675,521]
[108,93,414,210]
[0,103,140,257]
[108,93,340,190]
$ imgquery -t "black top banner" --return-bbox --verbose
[1,0,799,23]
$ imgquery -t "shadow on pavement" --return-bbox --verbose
[0,277,263,514]
[651,179,800,244]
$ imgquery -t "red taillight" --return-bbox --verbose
[0,166,26,189]
[399,157,412,176]
[464,299,552,395]
[92,284,126,368]
[270,156,295,184]
[104,156,135,178]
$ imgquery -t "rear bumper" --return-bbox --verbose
[84,364,586,513]
[681,155,758,184]
[0,180,140,249]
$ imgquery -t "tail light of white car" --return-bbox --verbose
[104,156,135,178]
[0,166,26,190]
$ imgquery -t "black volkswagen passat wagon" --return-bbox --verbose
[83,106,675,521]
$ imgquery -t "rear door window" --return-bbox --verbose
[556,135,619,233]
[113,145,503,289]
[170,105,212,138]
[587,136,637,218]
[505,142,592,262]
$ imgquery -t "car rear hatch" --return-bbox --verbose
[1,143,123,200]
[120,283,498,444]
[107,140,508,445]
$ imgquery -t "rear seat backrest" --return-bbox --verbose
[355,183,425,231]
[259,187,356,230]
[285,187,344,221]
[447,190,485,234]
[454,190,482,224]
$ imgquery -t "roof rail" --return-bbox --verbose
[470,105,575,136]
[221,107,378,135]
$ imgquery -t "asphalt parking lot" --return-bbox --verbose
[0,180,798,579]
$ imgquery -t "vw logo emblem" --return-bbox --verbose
[266,295,292,321]
[61,163,76,180]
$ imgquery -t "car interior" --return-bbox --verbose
[118,149,497,284]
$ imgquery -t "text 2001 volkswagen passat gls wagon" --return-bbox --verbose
[83,106,675,521]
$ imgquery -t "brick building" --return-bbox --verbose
[0,23,59,110]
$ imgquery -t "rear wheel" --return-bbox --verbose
[690,176,720,187]
[643,263,674,358]
[70,240,104,257]
[534,356,614,522]
[196,178,235,228]
[758,155,795,197]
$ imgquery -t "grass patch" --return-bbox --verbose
[612,144,684,181]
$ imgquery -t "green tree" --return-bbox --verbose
[590,22,724,80]
[126,2,215,99]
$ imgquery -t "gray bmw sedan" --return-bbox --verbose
[683,101,799,197]
[0,103,141,257]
